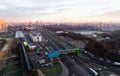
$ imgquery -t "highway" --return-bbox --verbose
[42,32,58,50]
[43,29,120,76]
[56,30,120,75]
[25,29,120,76]
[60,55,92,76]
[40,29,93,76]
[68,53,108,75]
[90,57,120,75]
[40,29,65,51]
[80,49,120,75]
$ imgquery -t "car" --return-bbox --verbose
[97,68,102,71]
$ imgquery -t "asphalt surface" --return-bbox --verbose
[60,54,93,76]
[27,29,120,76]
[79,49,120,75]
[40,29,93,76]
[91,57,120,75]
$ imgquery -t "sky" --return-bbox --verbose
[0,0,120,23]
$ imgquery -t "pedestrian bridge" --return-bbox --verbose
[47,48,80,58]
[59,48,79,54]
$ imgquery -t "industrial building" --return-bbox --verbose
[29,33,44,42]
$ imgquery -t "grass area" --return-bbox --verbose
[0,40,6,50]
[3,58,22,76]
[0,44,5,50]
[32,71,38,76]
[41,62,62,76]
[8,70,22,76]
[8,62,21,71]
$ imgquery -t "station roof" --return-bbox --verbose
[15,31,25,38]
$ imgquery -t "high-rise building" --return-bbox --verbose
[0,20,7,32]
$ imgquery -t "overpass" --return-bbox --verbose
[59,48,80,54]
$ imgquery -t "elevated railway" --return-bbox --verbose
[19,42,32,76]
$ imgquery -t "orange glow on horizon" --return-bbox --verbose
[0,20,7,32]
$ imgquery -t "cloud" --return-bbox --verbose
[0,0,120,22]
[100,10,120,18]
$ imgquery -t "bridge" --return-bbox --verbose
[59,48,80,54]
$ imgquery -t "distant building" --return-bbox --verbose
[0,20,7,32]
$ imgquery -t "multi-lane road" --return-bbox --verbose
[40,29,94,76]
[25,29,120,76]
[41,29,120,76]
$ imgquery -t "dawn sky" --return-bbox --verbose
[0,0,120,23]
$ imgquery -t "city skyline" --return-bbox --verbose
[0,0,120,23]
